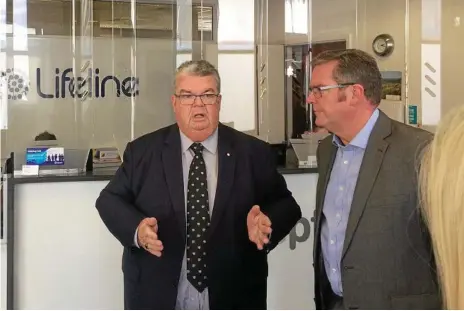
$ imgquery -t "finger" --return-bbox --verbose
[146,241,164,252]
[255,229,269,244]
[146,245,163,257]
[145,217,158,228]
[259,215,272,227]
[250,233,263,250]
[248,231,260,245]
[150,250,162,257]
[142,228,158,241]
[144,240,164,256]
[258,222,272,235]
[144,236,162,247]
[248,229,257,241]
[249,231,265,249]
[250,205,261,217]
[259,232,270,245]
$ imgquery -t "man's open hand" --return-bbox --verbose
[137,217,163,257]
[247,205,272,250]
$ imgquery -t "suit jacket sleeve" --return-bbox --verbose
[253,143,302,251]
[95,142,145,248]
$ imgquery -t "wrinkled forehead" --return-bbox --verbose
[175,73,218,93]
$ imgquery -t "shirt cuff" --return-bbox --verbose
[134,227,140,248]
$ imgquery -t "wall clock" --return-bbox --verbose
[372,34,394,57]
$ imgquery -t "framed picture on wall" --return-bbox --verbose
[381,71,402,101]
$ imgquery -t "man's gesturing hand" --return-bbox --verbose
[247,205,272,250]
[137,217,163,257]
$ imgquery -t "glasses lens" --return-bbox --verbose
[178,94,217,105]
[179,95,194,105]
[201,94,217,105]
[309,87,321,99]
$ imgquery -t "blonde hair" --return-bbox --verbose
[419,105,464,309]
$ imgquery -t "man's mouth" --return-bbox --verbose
[193,113,206,119]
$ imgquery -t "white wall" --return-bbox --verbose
[217,53,256,132]
[8,173,317,309]
[216,0,257,133]
[267,173,317,309]
[217,0,254,50]
[309,0,464,125]
[13,181,124,309]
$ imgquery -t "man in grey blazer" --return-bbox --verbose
[309,49,440,309]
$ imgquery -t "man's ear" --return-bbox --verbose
[352,84,365,99]
[171,95,177,109]
[349,84,366,106]
[217,94,222,111]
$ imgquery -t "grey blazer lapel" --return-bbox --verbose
[342,111,392,259]
[314,138,337,251]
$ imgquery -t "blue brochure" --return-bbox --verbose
[26,147,65,165]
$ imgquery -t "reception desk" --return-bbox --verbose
[1,167,318,310]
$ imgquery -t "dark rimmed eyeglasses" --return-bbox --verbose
[308,83,355,99]
[175,93,220,105]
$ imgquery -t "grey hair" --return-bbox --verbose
[175,60,221,93]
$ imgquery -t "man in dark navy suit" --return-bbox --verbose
[96,60,301,310]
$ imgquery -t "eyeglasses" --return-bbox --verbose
[175,93,220,105]
[308,83,355,99]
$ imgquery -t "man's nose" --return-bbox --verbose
[192,96,205,107]
[307,92,315,105]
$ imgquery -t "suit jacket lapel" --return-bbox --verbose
[208,124,236,239]
[314,139,337,256]
[162,125,186,240]
[342,112,392,258]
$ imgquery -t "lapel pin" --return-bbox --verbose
[226,153,230,157]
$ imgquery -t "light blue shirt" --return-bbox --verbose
[134,129,218,309]
[320,109,379,296]
[176,129,218,309]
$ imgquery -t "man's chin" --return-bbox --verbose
[190,123,210,132]
[314,120,324,128]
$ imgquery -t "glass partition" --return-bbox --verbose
[0,0,180,170]
[1,0,460,168]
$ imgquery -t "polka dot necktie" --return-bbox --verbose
[187,143,210,292]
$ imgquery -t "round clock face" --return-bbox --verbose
[374,38,387,54]
[372,34,394,56]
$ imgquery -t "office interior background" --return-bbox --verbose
[0,0,460,309]
[0,0,459,157]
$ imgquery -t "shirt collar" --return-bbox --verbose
[332,108,380,149]
[180,128,218,155]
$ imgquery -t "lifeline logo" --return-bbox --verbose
[0,68,30,100]
[36,68,139,99]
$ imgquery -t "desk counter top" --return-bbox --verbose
[6,165,317,185]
